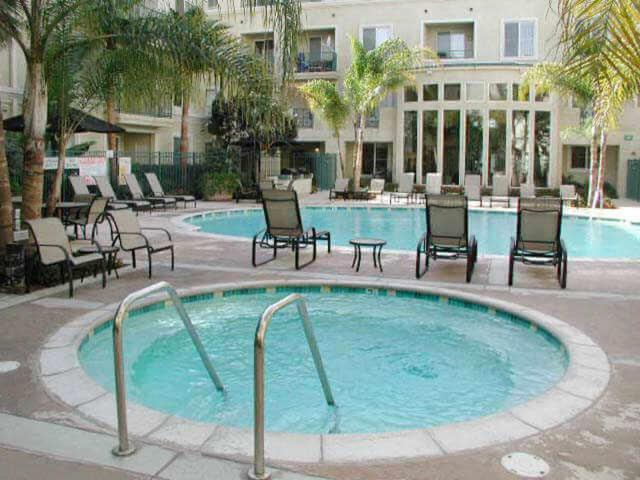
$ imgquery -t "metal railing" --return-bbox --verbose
[295,49,337,73]
[249,294,335,480]
[111,282,224,457]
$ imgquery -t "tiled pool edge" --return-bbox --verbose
[39,279,610,466]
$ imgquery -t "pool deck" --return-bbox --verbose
[1,192,639,480]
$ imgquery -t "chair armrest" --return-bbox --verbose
[117,231,150,248]
[416,232,429,250]
[560,239,567,256]
[37,243,71,263]
[141,227,172,241]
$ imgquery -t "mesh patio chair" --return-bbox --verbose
[65,196,110,239]
[25,218,106,297]
[416,195,478,283]
[509,197,567,289]
[369,178,385,200]
[329,178,350,201]
[464,174,481,203]
[108,210,174,278]
[124,174,177,210]
[390,173,415,204]
[94,176,150,213]
[560,184,578,206]
[425,173,442,196]
[520,184,536,199]
[145,172,196,209]
[252,189,330,270]
[69,175,95,203]
[489,174,512,207]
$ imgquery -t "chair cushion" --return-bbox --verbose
[148,239,173,251]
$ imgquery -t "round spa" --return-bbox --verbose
[79,285,569,435]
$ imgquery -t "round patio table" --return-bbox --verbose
[56,201,89,223]
[349,238,386,272]
[77,244,120,279]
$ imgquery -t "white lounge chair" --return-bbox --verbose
[94,176,150,213]
[489,174,513,207]
[369,178,385,200]
[124,173,177,210]
[145,172,196,209]
[560,185,578,206]
[426,173,442,196]
[464,174,481,203]
[390,173,415,204]
[520,184,536,199]
[329,178,350,201]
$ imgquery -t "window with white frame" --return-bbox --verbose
[362,26,392,52]
[466,82,484,101]
[293,108,314,129]
[365,108,380,128]
[503,20,536,58]
[570,146,589,170]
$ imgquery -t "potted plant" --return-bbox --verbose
[200,171,240,201]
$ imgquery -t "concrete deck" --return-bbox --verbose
[1,193,639,479]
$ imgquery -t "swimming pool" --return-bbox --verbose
[184,207,640,258]
[79,286,567,434]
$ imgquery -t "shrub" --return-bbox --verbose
[200,171,240,200]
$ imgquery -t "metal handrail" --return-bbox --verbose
[249,294,335,480]
[111,281,224,457]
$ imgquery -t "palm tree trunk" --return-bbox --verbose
[587,124,598,207]
[22,61,48,221]
[353,114,365,190]
[106,95,118,179]
[0,107,14,252]
[180,92,190,177]
[593,130,608,209]
[335,130,345,178]
[46,135,68,216]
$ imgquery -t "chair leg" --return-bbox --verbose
[170,247,175,271]
[101,259,106,288]
[327,233,331,253]
[294,239,300,270]
[132,250,136,269]
[508,250,515,287]
[67,264,74,298]
[148,249,153,278]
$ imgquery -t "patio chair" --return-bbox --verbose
[234,179,259,203]
[369,178,385,200]
[464,174,481,204]
[426,173,442,196]
[65,196,110,240]
[69,175,95,203]
[416,195,478,283]
[390,173,415,204]
[25,218,106,297]
[124,173,177,210]
[560,184,578,206]
[520,184,536,199]
[108,209,174,278]
[489,174,512,207]
[94,176,150,213]
[329,178,350,201]
[252,189,330,270]
[145,172,197,209]
[509,197,567,289]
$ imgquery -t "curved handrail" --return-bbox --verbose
[249,293,335,480]
[111,281,224,457]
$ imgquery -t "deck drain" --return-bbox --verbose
[501,452,549,477]
[0,361,20,373]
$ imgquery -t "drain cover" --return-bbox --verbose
[0,361,20,373]
[501,452,550,477]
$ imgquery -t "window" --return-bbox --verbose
[512,83,529,101]
[437,32,467,59]
[362,26,392,51]
[255,39,275,65]
[489,83,508,101]
[535,85,550,102]
[466,83,484,101]
[422,110,438,175]
[364,143,391,177]
[534,111,551,186]
[404,111,418,174]
[293,108,313,129]
[423,84,439,101]
[366,108,380,128]
[404,85,418,103]
[443,110,461,184]
[444,83,461,101]
[208,0,218,7]
[489,110,507,183]
[571,146,589,169]
[512,111,530,186]
[465,110,483,174]
[504,20,536,58]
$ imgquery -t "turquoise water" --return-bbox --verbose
[186,207,640,258]
[79,288,567,434]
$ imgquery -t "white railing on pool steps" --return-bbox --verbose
[249,293,336,480]
[111,282,224,457]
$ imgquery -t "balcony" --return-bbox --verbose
[116,104,173,119]
[295,49,337,73]
[424,21,475,61]
[437,47,475,60]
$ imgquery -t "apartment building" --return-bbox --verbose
[213,0,640,197]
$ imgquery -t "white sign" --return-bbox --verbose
[118,157,131,185]
[78,157,108,185]
[43,156,79,170]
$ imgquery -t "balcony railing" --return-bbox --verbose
[296,49,337,73]
[116,105,173,118]
[437,48,474,59]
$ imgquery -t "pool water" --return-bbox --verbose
[79,288,568,434]
[186,207,640,258]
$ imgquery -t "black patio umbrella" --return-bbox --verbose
[3,107,126,134]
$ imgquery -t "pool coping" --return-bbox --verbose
[171,205,640,263]
[38,279,610,467]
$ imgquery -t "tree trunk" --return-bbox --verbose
[593,130,608,209]
[334,130,345,178]
[106,95,118,179]
[180,92,190,188]
[22,61,48,221]
[587,124,598,207]
[0,107,14,252]
[352,115,365,190]
[46,136,67,216]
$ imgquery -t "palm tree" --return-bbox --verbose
[298,80,349,177]
[0,105,12,251]
[301,36,434,189]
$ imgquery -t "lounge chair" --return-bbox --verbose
[425,173,442,196]
[69,175,95,203]
[509,198,567,289]
[390,173,415,204]
[108,209,174,278]
[233,179,259,203]
[124,173,177,210]
[369,178,385,200]
[560,185,578,206]
[489,174,512,207]
[25,218,105,297]
[65,196,110,239]
[416,195,478,282]
[329,178,350,201]
[520,184,536,199]
[252,189,330,270]
[94,176,151,213]
[145,172,196,209]
[464,174,481,203]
